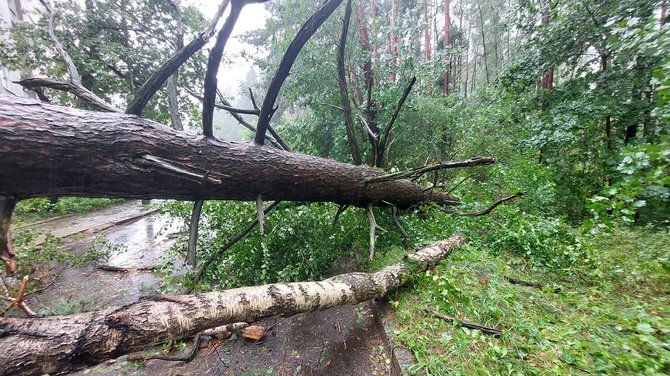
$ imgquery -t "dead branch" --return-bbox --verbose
[504,276,542,288]
[256,194,265,236]
[426,308,502,337]
[366,204,387,259]
[96,265,157,273]
[445,173,475,195]
[437,193,525,217]
[336,0,362,165]
[366,157,496,184]
[392,206,409,239]
[255,0,344,145]
[41,0,81,85]
[187,200,204,267]
[332,204,350,229]
[125,0,230,115]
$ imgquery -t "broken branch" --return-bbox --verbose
[426,308,502,337]
[436,192,525,217]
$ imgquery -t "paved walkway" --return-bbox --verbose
[15,200,157,244]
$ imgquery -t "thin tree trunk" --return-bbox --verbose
[424,0,433,94]
[0,96,459,209]
[166,0,185,131]
[389,0,398,83]
[444,0,450,95]
[477,2,490,85]
[0,236,466,376]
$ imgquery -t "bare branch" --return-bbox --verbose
[436,192,525,217]
[248,88,259,111]
[366,157,496,184]
[15,78,121,112]
[337,0,362,165]
[41,1,81,85]
[379,76,416,157]
[203,0,251,137]
[256,194,265,236]
[125,0,230,115]
[332,204,350,229]
[184,87,286,150]
[392,206,409,239]
[255,0,344,145]
[187,200,204,267]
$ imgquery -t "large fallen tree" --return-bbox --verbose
[0,95,464,208]
[0,235,465,375]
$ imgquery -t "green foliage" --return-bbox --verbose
[587,136,670,231]
[13,198,124,225]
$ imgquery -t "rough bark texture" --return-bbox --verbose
[0,235,465,375]
[0,96,457,208]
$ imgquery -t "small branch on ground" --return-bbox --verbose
[96,265,158,273]
[426,308,502,337]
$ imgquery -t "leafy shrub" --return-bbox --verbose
[486,208,586,268]
[587,136,670,231]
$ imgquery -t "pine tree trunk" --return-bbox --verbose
[0,96,457,209]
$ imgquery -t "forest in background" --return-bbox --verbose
[1,0,668,374]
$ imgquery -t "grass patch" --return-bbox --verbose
[384,228,670,375]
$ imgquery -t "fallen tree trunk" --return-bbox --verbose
[0,235,465,375]
[0,96,457,209]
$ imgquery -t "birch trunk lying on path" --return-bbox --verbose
[0,235,466,376]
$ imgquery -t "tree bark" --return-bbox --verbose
[0,96,458,209]
[0,235,466,376]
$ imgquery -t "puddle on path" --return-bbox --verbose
[25,213,182,313]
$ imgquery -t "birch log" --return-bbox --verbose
[0,235,465,375]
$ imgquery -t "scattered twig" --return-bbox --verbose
[426,308,502,337]
[366,157,496,184]
[96,265,157,273]
[248,88,259,111]
[255,0,344,145]
[504,276,542,289]
[445,173,475,195]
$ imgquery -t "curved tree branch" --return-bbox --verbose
[125,0,230,115]
[255,0,344,145]
[366,157,496,184]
